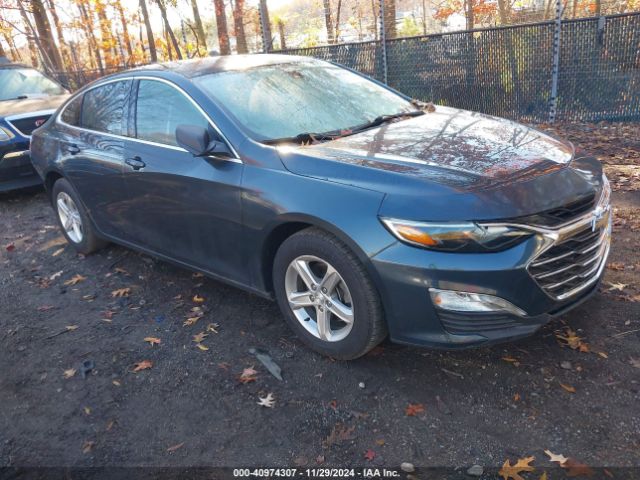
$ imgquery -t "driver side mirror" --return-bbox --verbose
[176,124,232,158]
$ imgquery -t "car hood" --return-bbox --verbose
[0,94,70,117]
[277,106,602,221]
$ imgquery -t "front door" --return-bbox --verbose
[123,78,245,283]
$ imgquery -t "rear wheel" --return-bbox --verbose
[52,178,107,255]
[273,228,386,359]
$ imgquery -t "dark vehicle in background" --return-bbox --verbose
[30,55,611,359]
[0,57,68,192]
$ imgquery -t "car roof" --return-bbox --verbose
[128,54,320,79]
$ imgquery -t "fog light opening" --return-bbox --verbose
[429,288,527,316]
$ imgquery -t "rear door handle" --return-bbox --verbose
[65,144,81,155]
[125,156,146,170]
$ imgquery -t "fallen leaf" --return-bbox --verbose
[539,473,548,480]
[560,383,576,393]
[114,267,128,275]
[144,337,161,346]
[63,368,76,379]
[257,393,275,408]
[196,343,209,351]
[106,419,115,431]
[5,243,15,252]
[64,274,86,286]
[37,305,55,311]
[556,327,588,351]
[65,325,78,331]
[629,357,640,369]
[83,406,91,415]
[111,287,131,298]
[192,272,204,278]
[545,449,568,465]
[82,440,95,454]
[49,270,63,280]
[513,393,521,402]
[323,424,355,447]
[597,351,608,358]
[364,449,376,461]
[132,360,153,372]
[166,442,184,452]
[499,456,535,480]
[606,262,625,271]
[239,367,258,383]
[183,316,200,326]
[562,458,594,477]
[192,294,205,303]
[112,380,121,386]
[405,403,425,416]
[192,332,208,343]
[607,282,627,291]
[502,356,520,366]
[375,438,385,446]
[206,323,219,333]
[52,247,65,257]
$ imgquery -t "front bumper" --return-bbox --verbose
[370,204,611,349]
[0,145,41,192]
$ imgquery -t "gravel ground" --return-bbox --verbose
[0,122,639,478]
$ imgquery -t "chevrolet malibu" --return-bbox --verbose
[30,55,612,359]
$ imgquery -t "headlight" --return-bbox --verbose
[0,127,12,142]
[380,217,533,252]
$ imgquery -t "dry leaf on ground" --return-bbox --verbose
[257,393,275,408]
[499,456,535,480]
[111,287,131,298]
[545,450,568,465]
[64,274,86,286]
[132,360,153,372]
[405,403,425,416]
[144,337,161,346]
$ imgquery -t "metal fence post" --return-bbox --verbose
[549,0,563,123]
[379,0,388,84]
[258,0,270,53]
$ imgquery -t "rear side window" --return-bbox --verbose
[60,95,82,126]
[135,80,209,147]
[81,80,131,135]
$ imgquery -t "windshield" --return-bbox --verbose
[0,68,66,101]
[193,61,415,141]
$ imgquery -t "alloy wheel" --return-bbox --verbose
[284,255,354,342]
[56,192,84,244]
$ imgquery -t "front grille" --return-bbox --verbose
[517,194,595,227]
[7,114,51,136]
[529,224,609,300]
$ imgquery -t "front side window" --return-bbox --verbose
[81,80,131,135]
[60,95,83,126]
[0,68,67,101]
[193,61,415,141]
[135,80,209,147]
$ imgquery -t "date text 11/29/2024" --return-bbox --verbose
[232,468,402,478]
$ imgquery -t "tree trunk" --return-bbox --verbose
[465,0,474,30]
[497,0,509,23]
[45,0,70,69]
[259,0,273,51]
[383,0,396,39]
[191,0,208,49]
[0,40,6,58]
[595,0,601,16]
[322,0,334,44]
[115,0,133,60]
[334,0,342,42]
[76,0,103,72]
[139,0,158,62]
[233,0,248,53]
[156,0,183,59]
[94,0,116,67]
[29,0,63,70]
[277,19,286,49]
[213,0,231,55]
[18,0,45,68]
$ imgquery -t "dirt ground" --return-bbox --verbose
[1,122,639,477]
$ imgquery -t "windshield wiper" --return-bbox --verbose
[347,110,425,135]
[263,110,425,146]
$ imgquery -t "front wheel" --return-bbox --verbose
[273,228,386,360]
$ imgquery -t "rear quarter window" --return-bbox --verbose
[60,95,82,126]
[81,80,132,135]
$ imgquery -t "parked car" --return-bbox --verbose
[30,55,611,359]
[0,57,69,192]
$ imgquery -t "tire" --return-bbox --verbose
[52,178,107,255]
[273,227,386,360]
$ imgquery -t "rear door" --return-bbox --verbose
[57,80,132,239]
[123,78,245,282]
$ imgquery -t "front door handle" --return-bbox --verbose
[65,144,81,155]
[125,156,146,170]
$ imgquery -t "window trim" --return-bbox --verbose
[56,75,241,163]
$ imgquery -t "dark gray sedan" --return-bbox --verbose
[30,55,611,359]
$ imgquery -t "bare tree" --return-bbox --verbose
[139,0,158,62]
[155,0,183,59]
[213,0,231,55]
[258,0,272,51]
[323,0,335,43]
[28,0,63,70]
[190,0,208,49]
[232,0,248,53]
[114,0,134,60]
[45,0,70,69]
